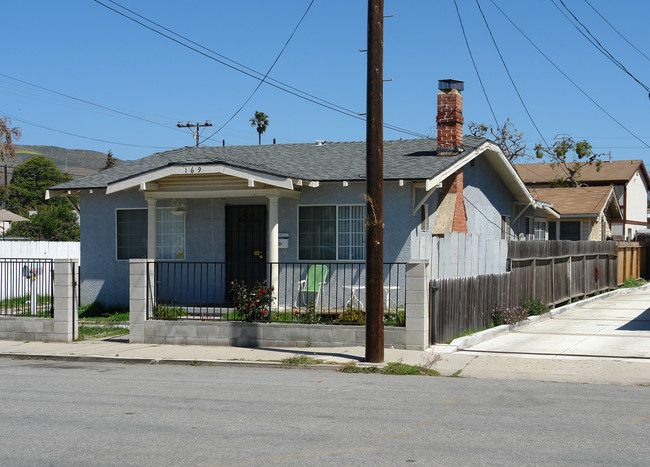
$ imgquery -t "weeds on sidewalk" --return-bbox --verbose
[281,356,326,365]
[339,361,440,376]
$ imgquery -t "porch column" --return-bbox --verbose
[268,195,279,298]
[147,198,157,259]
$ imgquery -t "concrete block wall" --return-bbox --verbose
[404,260,430,350]
[0,318,55,341]
[139,321,407,348]
[0,259,78,342]
[130,259,428,350]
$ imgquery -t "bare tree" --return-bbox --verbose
[534,135,603,187]
[468,119,529,162]
[0,117,21,162]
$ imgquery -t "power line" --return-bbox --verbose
[475,0,549,147]
[102,0,353,116]
[0,78,176,124]
[200,0,316,144]
[452,0,499,128]
[583,0,650,63]
[552,0,650,95]
[487,0,650,150]
[1,110,176,150]
[0,73,186,133]
[94,0,426,139]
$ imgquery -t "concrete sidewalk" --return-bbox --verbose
[463,288,650,359]
[1,335,649,385]
[1,286,649,386]
[0,337,453,371]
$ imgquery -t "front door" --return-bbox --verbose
[225,205,267,289]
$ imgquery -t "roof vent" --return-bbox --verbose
[315,140,326,146]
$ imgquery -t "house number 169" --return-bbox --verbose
[184,167,202,174]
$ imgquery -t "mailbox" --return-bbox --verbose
[279,233,289,249]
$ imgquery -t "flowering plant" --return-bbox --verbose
[491,304,528,326]
[229,280,274,322]
[520,297,549,316]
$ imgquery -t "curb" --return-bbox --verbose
[447,284,650,351]
[0,352,378,371]
[0,352,349,370]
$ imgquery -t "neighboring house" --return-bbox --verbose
[48,79,549,306]
[528,186,622,241]
[515,160,650,240]
[0,209,28,235]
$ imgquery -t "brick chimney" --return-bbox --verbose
[436,79,464,155]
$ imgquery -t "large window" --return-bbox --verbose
[299,205,365,261]
[156,208,186,260]
[116,209,147,260]
[116,207,186,260]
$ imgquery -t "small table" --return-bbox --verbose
[342,285,399,310]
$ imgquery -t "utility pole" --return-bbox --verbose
[365,0,384,363]
[177,121,213,147]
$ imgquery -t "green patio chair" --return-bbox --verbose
[296,264,329,307]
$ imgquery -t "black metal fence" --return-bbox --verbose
[0,258,54,318]
[147,261,407,326]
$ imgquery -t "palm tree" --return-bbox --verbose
[249,111,270,145]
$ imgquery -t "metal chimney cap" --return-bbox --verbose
[438,79,464,91]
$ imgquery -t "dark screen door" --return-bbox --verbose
[225,205,267,289]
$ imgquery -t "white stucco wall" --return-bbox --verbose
[625,170,648,238]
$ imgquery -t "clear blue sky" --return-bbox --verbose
[3,1,649,166]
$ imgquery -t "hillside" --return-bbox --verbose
[2,145,123,182]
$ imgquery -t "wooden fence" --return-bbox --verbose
[430,240,618,344]
[615,242,641,284]
[429,232,508,279]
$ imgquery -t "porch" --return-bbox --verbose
[129,259,431,350]
[148,260,407,325]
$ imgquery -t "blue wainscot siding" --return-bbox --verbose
[79,181,424,306]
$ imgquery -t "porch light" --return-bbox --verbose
[172,199,186,216]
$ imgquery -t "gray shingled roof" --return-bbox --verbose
[52,136,488,190]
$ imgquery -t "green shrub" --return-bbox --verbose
[621,276,646,288]
[337,308,365,324]
[520,297,549,316]
[229,280,274,321]
[384,309,405,326]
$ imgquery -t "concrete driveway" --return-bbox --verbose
[462,286,650,360]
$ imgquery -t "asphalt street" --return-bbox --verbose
[1,359,648,466]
